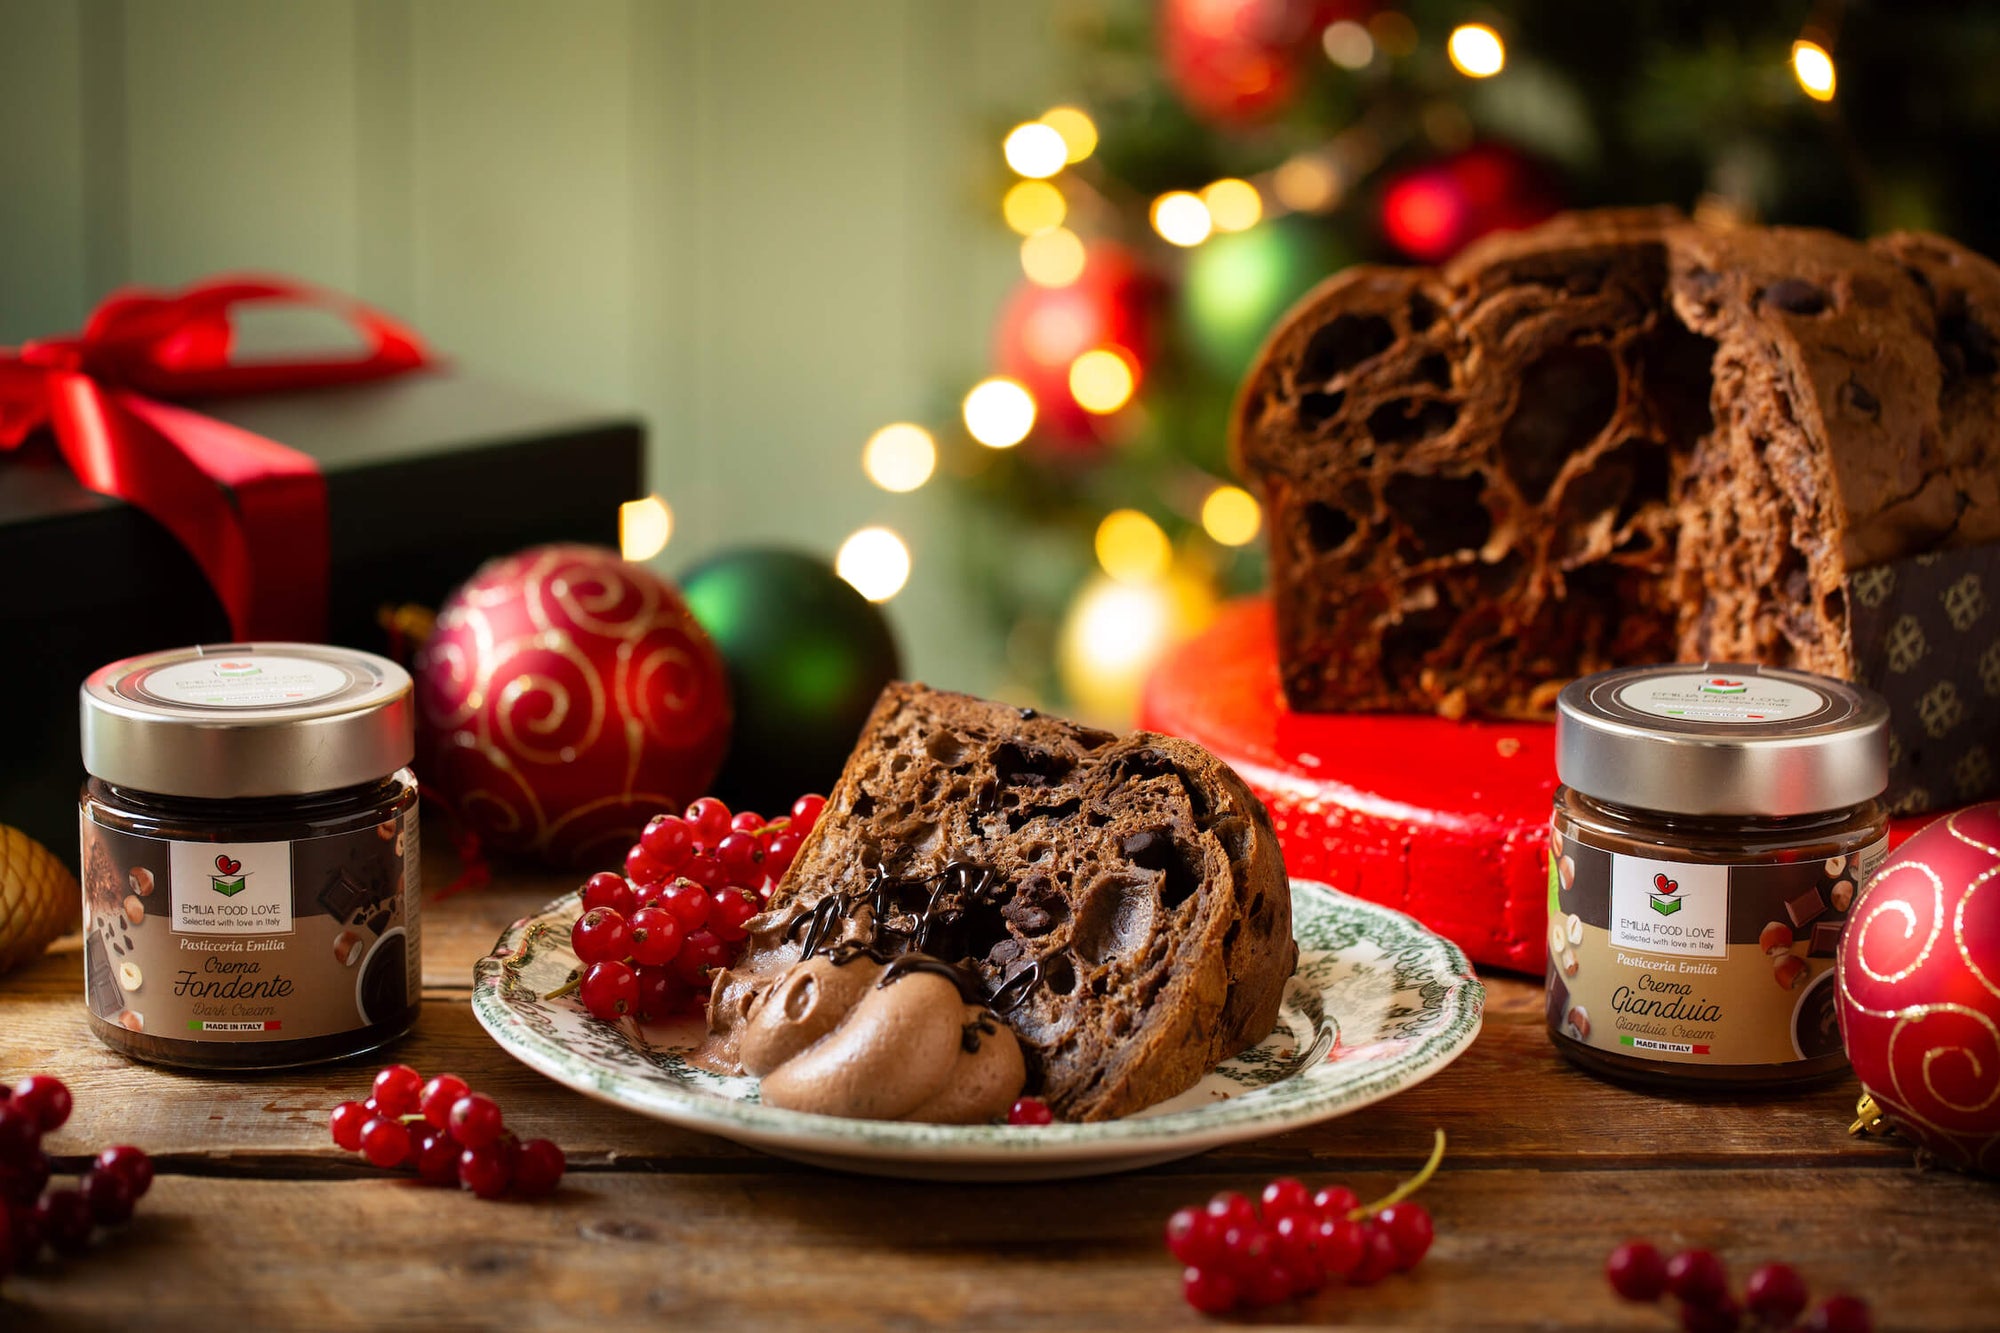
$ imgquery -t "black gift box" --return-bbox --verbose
[0,373,644,865]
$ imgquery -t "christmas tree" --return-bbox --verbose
[846,0,2000,723]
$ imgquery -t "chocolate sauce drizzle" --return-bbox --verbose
[793,860,1043,1015]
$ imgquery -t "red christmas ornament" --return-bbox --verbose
[415,545,732,869]
[1837,804,2000,1175]
[1379,143,1560,264]
[993,245,1158,452]
[1159,0,1356,125]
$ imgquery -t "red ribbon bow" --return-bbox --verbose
[0,276,433,640]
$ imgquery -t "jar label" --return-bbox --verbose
[1547,824,1885,1066]
[1612,672,1830,725]
[136,654,353,709]
[79,809,420,1045]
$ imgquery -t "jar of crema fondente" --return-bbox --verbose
[79,644,421,1070]
[1547,663,1889,1090]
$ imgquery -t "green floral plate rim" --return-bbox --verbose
[471,880,1484,1176]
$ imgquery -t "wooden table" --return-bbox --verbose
[2,838,1995,1330]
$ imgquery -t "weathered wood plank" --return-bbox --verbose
[0,938,1907,1172]
[1,1168,1991,1330]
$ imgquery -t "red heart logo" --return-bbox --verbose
[215,855,242,876]
[1653,873,1669,891]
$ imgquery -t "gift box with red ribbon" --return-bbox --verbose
[0,276,644,864]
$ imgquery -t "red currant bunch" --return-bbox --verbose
[560,792,827,1024]
[327,1065,566,1201]
[1164,1130,1444,1315]
[0,1074,153,1274]
[1606,1240,1872,1333]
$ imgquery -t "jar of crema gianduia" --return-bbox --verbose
[1548,663,1889,1090]
[79,644,421,1070]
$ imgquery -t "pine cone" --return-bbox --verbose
[0,825,81,975]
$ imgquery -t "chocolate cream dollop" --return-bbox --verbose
[731,953,1024,1122]
[696,862,1038,1123]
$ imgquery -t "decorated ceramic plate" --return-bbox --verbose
[472,880,1484,1180]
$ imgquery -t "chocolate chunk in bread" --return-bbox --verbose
[756,682,1294,1121]
[1234,208,2000,717]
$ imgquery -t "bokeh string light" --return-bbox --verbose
[1200,486,1261,547]
[618,495,672,561]
[862,423,937,494]
[1792,40,1836,101]
[836,527,912,602]
[1021,226,1088,286]
[1039,105,1098,162]
[1151,191,1214,246]
[1069,348,1138,414]
[1002,180,1066,235]
[1202,179,1263,233]
[963,377,1037,448]
[1447,24,1506,78]
[1003,122,1068,178]
[1094,509,1172,584]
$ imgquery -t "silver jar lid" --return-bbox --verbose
[1555,663,1889,817]
[82,643,413,799]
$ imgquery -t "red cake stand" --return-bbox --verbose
[1138,598,1935,977]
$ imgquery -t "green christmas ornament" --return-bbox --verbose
[1179,218,1347,380]
[679,547,901,812]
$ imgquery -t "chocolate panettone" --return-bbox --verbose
[724,682,1295,1122]
[1233,209,2000,718]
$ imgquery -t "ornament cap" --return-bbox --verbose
[1557,662,1889,817]
[82,642,413,798]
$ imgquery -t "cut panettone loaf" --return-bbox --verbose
[721,682,1295,1122]
[1233,208,2000,718]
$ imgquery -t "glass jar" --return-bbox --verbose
[1547,663,1890,1091]
[79,644,421,1070]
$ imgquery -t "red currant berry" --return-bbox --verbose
[11,1076,71,1133]
[419,1074,471,1131]
[571,907,632,966]
[0,1105,41,1162]
[448,1093,506,1150]
[1680,1295,1743,1333]
[684,797,732,847]
[633,965,686,1022]
[1259,1177,1312,1221]
[79,1167,135,1226]
[1181,1265,1240,1315]
[95,1145,152,1198]
[1006,1096,1054,1127]
[672,929,733,987]
[657,881,713,931]
[581,959,640,1020]
[1165,1207,1225,1268]
[1346,1222,1399,1286]
[1666,1249,1730,1309]
[414,1129,460,1186]
[329,1100,370,1152]
[729,810,766,835]
[8,1201,41,1267]
[1311,1184,1359,1219]
[1205,1191,1257,1229]
[1743,1262,1809,1327]
[1312,1215,1367,1278]
[639,815,694,870]
[1269,1212,1320,1272]
[1803,1296,1873,1333]
[36,1189,92,1256]
[714,832,764,885]
[514,1138,566,1198]
[763,830,803,879]
[1243,1259,1297,1307]
[1607,1240,1669,1302]
[1218,1222,1273,1279]
[627,905,686,966]
[1376,1201,1433,1270]
[371,1064,423,1118]
[457,1143,514,1199]
[0,1150,51,1207]
[790,793,827,834]
[580,871,636,917]
[359,1115,412,1169]
[679,851,727,893]
[626,842,672,885]
[710,889,760,942]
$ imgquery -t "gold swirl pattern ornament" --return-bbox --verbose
[1836,802,2000,1175]
[414,545,732,869]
